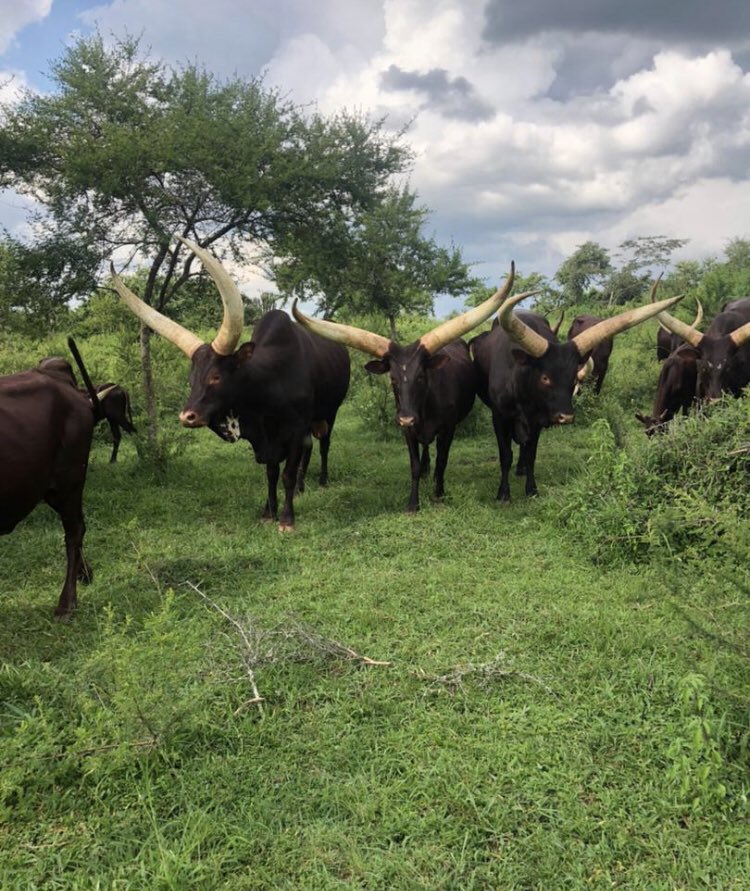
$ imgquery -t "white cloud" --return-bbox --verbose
[0,0,51,55]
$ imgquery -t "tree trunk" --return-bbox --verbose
[388,313,397,341]
[139,323,158,447]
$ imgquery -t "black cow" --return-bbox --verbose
[1,341,100,616]
[293,266,520,512]
[113,238,350,530]
[657,297,750,400]
[96,384,136,463]
[566,315,613,394]
[636,344,698,435]
[471,286,684,501]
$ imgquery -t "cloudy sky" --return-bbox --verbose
[2,0,750,312]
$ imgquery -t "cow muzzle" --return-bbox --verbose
[179,409,206,428]
[552,413,574,426]
[397,415,416,428]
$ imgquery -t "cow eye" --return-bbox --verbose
[540,374,552,387]
[208,373,222,386]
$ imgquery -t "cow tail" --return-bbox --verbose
[67,337,105,422]
[124,390,137,433]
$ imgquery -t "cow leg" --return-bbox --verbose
[46,491,87,617]
[433,429,454,500]
[522,427,542,497]
[404,432,422,513]
[492,412,514,502]
[516,449,526,476]
[279,442,304,531]
[109,420,121,463]
[261,462,280,522]
[419,444,430,479]
[594,372,605,395]
[318,416,335,487]
[295,435,313,494]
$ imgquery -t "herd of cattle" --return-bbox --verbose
[3,237,750,616]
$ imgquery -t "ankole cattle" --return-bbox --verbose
[1,340,102,616]
[657,297,750,401]
[293,263,522,512]
[471,284,684,501]
[636,344,698,435]
[113,238,350,530]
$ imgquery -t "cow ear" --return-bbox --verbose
[678,347,700,363]
[235,342,255,365]
[426,353,450,370]
[364,358,390,375]
[511,349,532,366]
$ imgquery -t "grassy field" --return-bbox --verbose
[2,387,749,889]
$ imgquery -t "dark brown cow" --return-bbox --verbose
[1,340,100,616]
[658,297,750,400]
[292,265,521,512]
[636,343,698,435]
[566,315,613,394]
[113,238,350,531]
[471,285,684,501]
[96,384,136,463]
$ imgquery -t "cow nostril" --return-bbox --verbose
[553,413,574,425]
[397,415,415,428]
[179,410,201,428]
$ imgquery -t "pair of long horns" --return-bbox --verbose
[111,236,244,358]
[499,278,684,359]
[658,299,750,349]
[292,263,531,357]
[657,299,702,337]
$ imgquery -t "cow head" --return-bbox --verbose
[656,302,750,401]
[496,280,684,427]
[112,237,247,441]
[292,262,523,430]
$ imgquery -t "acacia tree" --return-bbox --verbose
[0,34,410,443]
[272,186,476,339]
[554,241,612,304]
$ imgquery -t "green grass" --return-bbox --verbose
[1,403,749,889]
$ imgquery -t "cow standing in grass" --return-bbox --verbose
[471,284,684,501]
[1,341,102,616]
[657,297,750,401]
[293,264,522,512]
[113,238,350,531]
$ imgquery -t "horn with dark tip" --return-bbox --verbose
[418,262,516,355]
[497,290,549,358]
[572,293,685,358]
[111,264,205,358]
[292,302,391,358]
[176,236,244,356]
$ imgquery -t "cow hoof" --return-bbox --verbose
[497,492,511,503]
[53,607,75,622]
[79,562,93,584]
[277,523,295,533]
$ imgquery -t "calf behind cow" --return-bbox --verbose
[1,341,101,616]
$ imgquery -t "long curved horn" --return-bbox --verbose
[729,318,750,348]
[551,309,565,338]
[577,356,594,382]
[419,263,516,355]
[176,236,244,356]
[572,294,685,358]
[292,302,391,358]
[658,297,702,335]
[111,265,204,359]
[656,305,703,348]
[498,290,549,358]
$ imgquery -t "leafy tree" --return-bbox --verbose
[616,235,689,273]
[601,267,650,306]
[0,33,410,443]
[274,186,476,339]
[554,241,612,304]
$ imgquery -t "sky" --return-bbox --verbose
[1,0,750,315]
